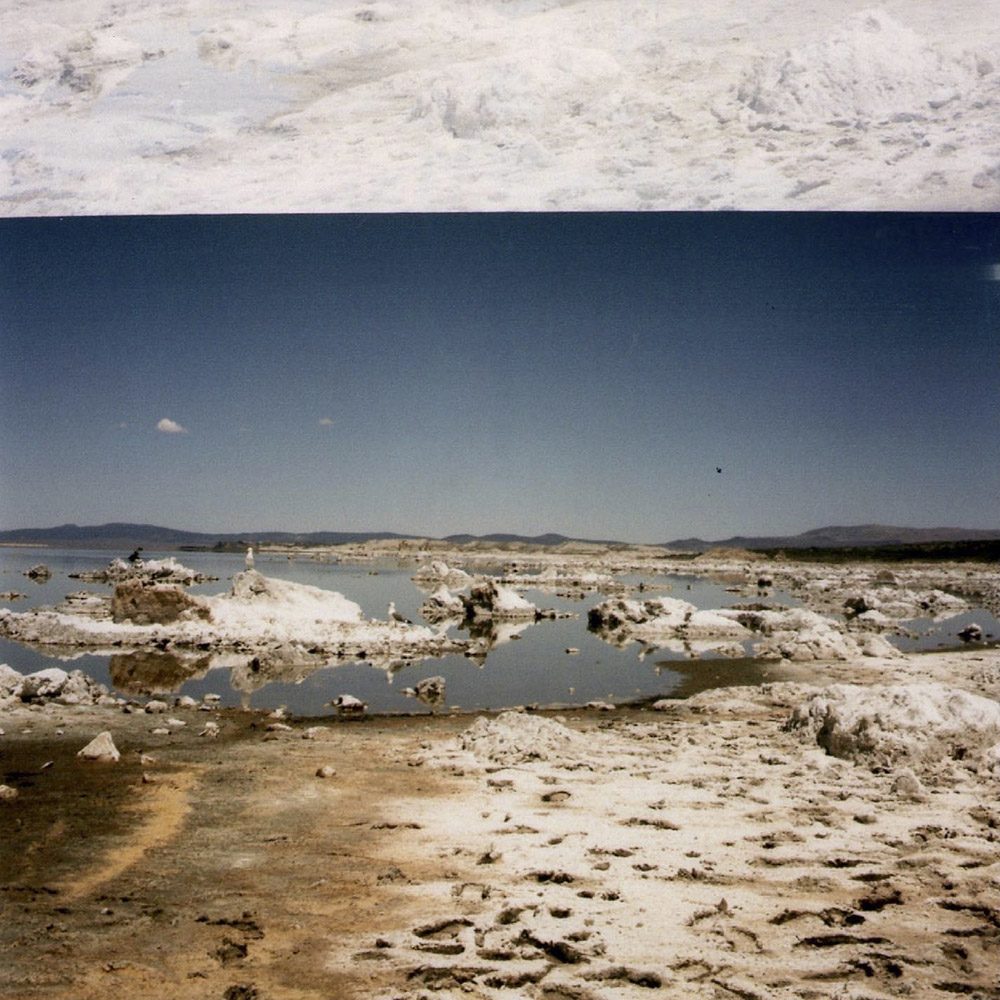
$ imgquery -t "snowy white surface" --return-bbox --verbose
[3,0,999,213]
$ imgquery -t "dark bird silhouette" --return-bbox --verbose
[716,467,722,474]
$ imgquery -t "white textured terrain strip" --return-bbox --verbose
[2,0,999,213]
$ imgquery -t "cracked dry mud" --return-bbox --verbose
[2,655,1000,1000]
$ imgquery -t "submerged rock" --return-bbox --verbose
[958,623,984,643]
[24,564,51,581]
[330,694,368,718]
[403,675,447,710]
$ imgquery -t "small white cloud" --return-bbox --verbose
[318,417,335,426]
[156,418,188,434]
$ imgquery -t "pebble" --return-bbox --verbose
[145,700,169,714]
[0,784,18,801]
[316,765,337,778]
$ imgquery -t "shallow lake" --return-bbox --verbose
[0,547,995,715]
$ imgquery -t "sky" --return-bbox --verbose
[1,212,998,543]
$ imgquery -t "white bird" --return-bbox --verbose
[387,601,412,626]
[245,546,255,570]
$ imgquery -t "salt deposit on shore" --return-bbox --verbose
[2,638,998,998]
[3,0,998,213]
[1,539,999,996]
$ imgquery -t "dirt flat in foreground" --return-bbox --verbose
[2,650,1000,1000]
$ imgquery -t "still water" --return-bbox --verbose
[0,547,992,715]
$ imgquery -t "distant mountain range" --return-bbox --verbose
[0,522,416,550]
[663,524,1000,551]
[1,521,999,552]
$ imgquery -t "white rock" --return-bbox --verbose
[316,765,337,778]
[459,711,584,765]
[77,731,120,762]
[331,694,367,716]
[465,580,538,619]
[0,664,24,700]
[145,700,169,714]
[860,634,902,658]
[0,784,19,801]
[788,682,1000,768]
[890,768,925,799]
[20,668,69,701]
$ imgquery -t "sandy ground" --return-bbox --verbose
[2,644,999,1000]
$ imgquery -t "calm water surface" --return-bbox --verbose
[0,547,994,715]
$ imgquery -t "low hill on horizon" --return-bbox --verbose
[2,521,1000,552]
[663,523,1000,551]
[0,522,418,550]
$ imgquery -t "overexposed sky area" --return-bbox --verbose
[1,213,998,543]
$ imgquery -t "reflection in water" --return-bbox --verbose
[652,655,802,701]
[109,650,211,695]
[107,640,457,702]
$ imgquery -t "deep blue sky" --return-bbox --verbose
[2,213,998,542]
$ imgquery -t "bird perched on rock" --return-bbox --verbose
[245,546,255,570]
[387,601,412,626]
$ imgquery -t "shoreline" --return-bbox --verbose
[2,542,999,998]
[3,644,1000,999]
